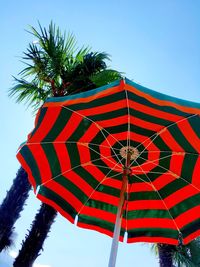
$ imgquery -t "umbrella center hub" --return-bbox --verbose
[120,146,139,160]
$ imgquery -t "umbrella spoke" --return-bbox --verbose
[125,89,131,149]
[27,140,119,151]
[141,150,199,156]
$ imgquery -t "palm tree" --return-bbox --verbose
[0,168,31,252]
[5,22,121,266]
[153,237,200,266]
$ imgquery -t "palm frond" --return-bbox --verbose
[9,78,49,109]
[90,69,122,87]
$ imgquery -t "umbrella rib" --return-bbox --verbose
[27,141,119,150]
[39,154,122,187]
[138,154,200,194]
[133,159,181,233]
[141,150,199,156]
[77,166,123,216]
[125,89,131,148]
[91,164,122,172]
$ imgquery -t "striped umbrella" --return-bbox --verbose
[17,78,200,266]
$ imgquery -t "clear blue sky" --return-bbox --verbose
[0,1,200,266]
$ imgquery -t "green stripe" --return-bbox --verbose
[128,227,178,240]
[85,199,118,214]
[126,78,200,111]
[89,108,126,122]
[130,109,171,126]
[20,146,42,185]
[41,143,61,178]
[65,143,81,169]
[78,214,126,237]
[127,209,171,219]
[39,186,77,219]
[70,90,125,111]
[181,218,200,239]
[170,193,200,218]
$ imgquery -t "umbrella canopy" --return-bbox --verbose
[17,78,200,249]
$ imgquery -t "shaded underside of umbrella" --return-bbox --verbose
[17,78,200,246]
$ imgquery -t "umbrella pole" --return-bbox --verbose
[108,152,130,267]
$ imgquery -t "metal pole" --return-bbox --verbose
[108,152,131,267]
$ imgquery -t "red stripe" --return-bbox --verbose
[130,116,162,132]
[29,106,61,142]
[53,143,71,173]
[169,154,185,177]
[90,191,119,206]
[79,99,127,116]
[130,182,153,192]
[152,173,176,191]
[103,178,122,189]
[77,143,91,165]
[27,144,52,184]
[184,229,200,245]
[125,218,177,230]
[127,236,178,245]
[128,200,165,210]
[78,123,100,143]
[129,99,183,122]
[176,205,200,228]
[80,206,116,223]
[97,115,127,128]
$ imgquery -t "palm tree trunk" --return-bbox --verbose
[0,167,31,252]
[157,243,174,267]
[13,203,57,267]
